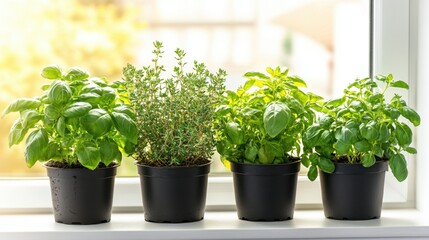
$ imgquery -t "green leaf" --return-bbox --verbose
[390,80,409,89]
[378,124,390,142]
[100,138,121,166]
[63,102,92,118]
[301,154,310,168]
[56,117,66,137]
[76,141,101,170]
[25,128,49,167]
[309,153,320,164]
[395,123,412,147]
[334,140,350,155]
[111,112,138,144]
[44,104,61,120]
[400,106,420,126]
[101,87,116,104]
[319,115,334,127]
[41,65,62,80]
[243,71,269,79]
[47,81,72,105]
[3,98,41,116]
[335,126,355,144]
[81,109,113,137]
[405,147,417,154]
[9,120,29,147]
[44,142,60,161]
[325,97,345,108]
[215,105,232,116]
[20,110,42,128]
[244,144,258,162]
[359,123,379,141]
[289,75,307,87]
[303,125,322,148]
[361,153,376,167]
[225,122,243,145]
[308,165,318,181]
[319,157,335,173]
[258,146,274,164]
[113,105,135,118]
[291,89,309,104]
[263,102,291,138]
[389,153,408,182]
[265,141,284,157]
[354,140,371,152]
[242,107,261,117]
[64,67,89,81]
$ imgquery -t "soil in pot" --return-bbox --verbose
[45,162,117,225]
[230,160,301,221]
[319,161,388,220]
[137,161,210,223]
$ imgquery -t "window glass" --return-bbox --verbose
[0,0,369,177]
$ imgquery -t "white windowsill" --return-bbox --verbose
[1,209,428,240]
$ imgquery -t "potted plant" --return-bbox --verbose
[122,41,226,223]
[3,65,137,224]
[302,75,420,220]
[215,67,322,221]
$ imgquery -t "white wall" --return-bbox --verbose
[416,0,429,214]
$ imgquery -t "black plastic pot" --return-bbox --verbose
[46,165,117,225]
[137,162,210,223]
[230,161,301,221]
[319,161,388,220]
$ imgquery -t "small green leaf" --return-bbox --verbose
[334,140,350,155]
[101,87,116,104]
[111,112,138,144]
[44,104,61,120]
[64,67,89,81]
[336,126,355,144]
[25,128,49,167]
[288,75,308,87]
[308,165,318,181]
[113,105,135,118]
[361,153,376,167]
[390,80,409,89]
[215,105,232,116]
[63,102,92,118]
[225,122,243,145]
[405,147,417,154]
[243,71,269,79]
[301,154,310,168]
[263,102,291,138]
[303,125,322,148]
[319,157,335,173]
[309,153,320,164]
[76,141,101,170]
[242,107,261,117]
[3,98,41,116]
[81,109,113,137]
[56,117,66,137]
[242,79,255,91]
[395,123,412,147]
[41,65,62,80]
[325,97,345,108]
[9,120,29,147]
[258,146,274,164]
[359,123,379,141]
[47,81,72,105]
[400,106,420,126]
[244,144,258,162]
[265,141,284,157]
[378,124,390,142]
[389,153,408,182]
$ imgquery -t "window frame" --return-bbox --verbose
[0,0,418,212]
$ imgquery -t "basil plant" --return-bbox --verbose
[215,67,322,165]
[302,75,420,182]
[3,66,137,170]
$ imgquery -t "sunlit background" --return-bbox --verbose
[0,0,369,176]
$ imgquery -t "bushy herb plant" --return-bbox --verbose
[215,67,322,165]
[3,66,137,170]
[122,41,226,166]
[302,75,420,181]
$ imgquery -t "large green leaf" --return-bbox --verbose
[390,80,409,89]
[9,119,29,147]
[25,128,49,167]
[76,141,101,170]
[303,125,322,148]
[308,165,318,181]
[100,138,121,166]
[81,109,113,137]
[395,123,412,147]
[361,153,376,167]
[56,117,66,137]
[244,143,258,162]
[111,112,138,144]
[3,98,41,116]
[47,81,72,104]
[263,102,291,138]
[63,102,92,118]
[389,153,408,182]
[354,140,371,152]
[44,104,61,120]
[41,65,62,80]
[258,146,274,164]
[359,123,379,141]
[265,141,284,157]
[334,140,350,155]
[319,157,335,173]
[225,122,243,145]
[400,106,420,127]
[378,124,390,142]
[335,126,355,144]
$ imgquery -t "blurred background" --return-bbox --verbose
[0,0,369,176]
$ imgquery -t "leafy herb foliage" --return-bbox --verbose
[122,41,226,166]
[215,67,322,164]
[4,66,136,170]
[302,75,420,182]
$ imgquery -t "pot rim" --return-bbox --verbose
[229,160,301,176]
[136,161,211,177]
[44,163,118,178]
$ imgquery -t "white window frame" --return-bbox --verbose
[0,0,420,212]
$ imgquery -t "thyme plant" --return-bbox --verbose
[122,41,226,166]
